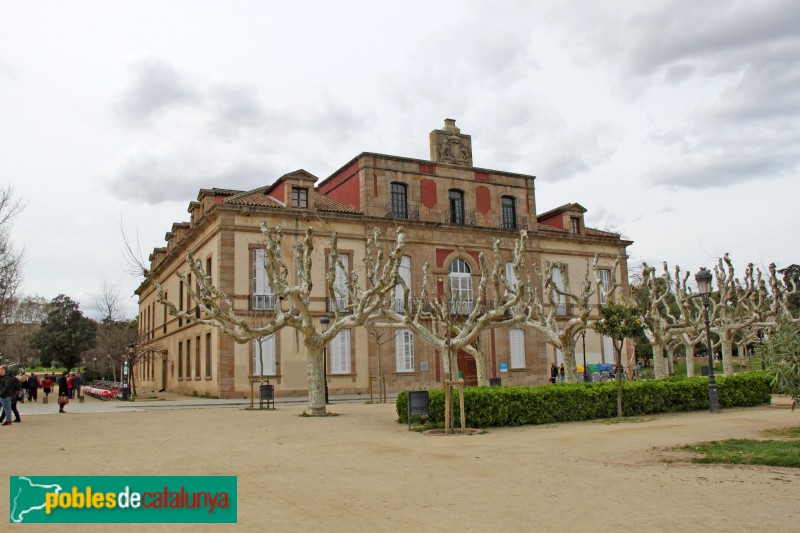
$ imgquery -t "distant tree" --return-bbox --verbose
[757,318,800,410]
[29,295,97,371]
[593,300,644,417]
[0,186,25,330]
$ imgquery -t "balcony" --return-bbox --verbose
[251,294,276,311]
[441,209,476,226]
[497,216,528,230]
[554,302,572,317]
[327,297,352,313]
[384,203,420,221]
[392,298,413,314]
[449,299,475,315]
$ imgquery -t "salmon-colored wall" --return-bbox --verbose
[539,213,564,229]
[476,186,491,214]
[268,181,285,203]
[474,171,490,181]
[436,249,454,268]
[421,179,438,209]
[419,163,436,174]
[320,160,361,210]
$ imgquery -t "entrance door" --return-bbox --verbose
[457,350,478,386]
[161,358,168,391]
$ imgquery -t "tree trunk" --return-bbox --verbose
[720,334,734,376]
[666,346,675,375]
[473,348,489,387]
[683,339,696,377]
[306,345,327,416]
[652,343,666,379]
[615,344,623,418]
[562,341,579,384]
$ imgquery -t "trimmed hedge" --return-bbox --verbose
[396,372,772,427]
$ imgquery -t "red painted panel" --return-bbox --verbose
[214,195,225,204]
[467,251,481,265]
[320,160,361,210]
[268,181,285,203]
[419,163,437,174]
[539,213,563,229]
[421,179,438,209]
[476,186,491,214]
[474,171,490,181]
[436,249,454,268]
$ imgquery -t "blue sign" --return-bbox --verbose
[499,363,508,372]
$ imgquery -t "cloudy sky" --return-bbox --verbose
[2,0,798,319]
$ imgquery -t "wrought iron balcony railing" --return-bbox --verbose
[251,294,276,311]
[327,297,352,313]
[441,209,476,226]
[497,216,528,230]
[384,203,420,220]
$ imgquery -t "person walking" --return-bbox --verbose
[42,375,52,400]
[559,363,565,383]
[0,372,22,424]
[57,371,69,414]
[27,373,38,402]
[0,366,15,426]
[549,363,558,384]
[73,372,82,400]
[67,373,75,399]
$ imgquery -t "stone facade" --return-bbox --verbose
[135,120,633,398]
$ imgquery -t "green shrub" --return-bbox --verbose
[396,372,773,427]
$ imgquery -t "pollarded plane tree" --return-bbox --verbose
[522,256,620,383]
[672,267,710,378]
[130,224,406,416]
[378,231,532,387]
[711,255,767,376]
[640,263,696,379]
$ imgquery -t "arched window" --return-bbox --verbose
[390,182,408,219]
[448,258,473,314]
[501,196,516,229]
[449,189,465,225]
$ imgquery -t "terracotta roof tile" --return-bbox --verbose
[223,187,284,207]
[314,193,362,214]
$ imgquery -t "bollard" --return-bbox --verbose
[43,396,48,404]
[79,395,85,403]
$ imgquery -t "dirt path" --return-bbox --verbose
[2,402,798,532]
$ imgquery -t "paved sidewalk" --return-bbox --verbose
[11,390,399,416]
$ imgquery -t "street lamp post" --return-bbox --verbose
[320,316,330,404]
[581,330,588,383]
[695,267,720,413]
[123,343,134,401]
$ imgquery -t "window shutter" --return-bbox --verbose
[509,329,525,368]
[253,335,276,376]
[395,329,414,372]
[331,330,351,374]
[396,256,412,303]
[505,262,517,292]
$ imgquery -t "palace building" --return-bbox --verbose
[135,120,632,398]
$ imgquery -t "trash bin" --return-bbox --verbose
[489,377,501,387]
[701,365,710,377]
[259,384,274,409]
[407,390,430,429]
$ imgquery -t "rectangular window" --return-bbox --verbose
[551,265,567,315]
[603,336,615,364]
[330,329,351,374]
[328,253,350,311]
[178,341,183,378]
[195,335,201,378]
[187,274,192,323]
[186,338,192,379]
[178,281,184,327]
[598,269,611,304]
[163,293,168,334]
[570,217,580,234]
[291,187,308,208]
[253,335,277,376]
[395,329,414,372]
[509,329,525,368]
[449,190,465,225]
[501,197,516,229]
[251,248,275,310]
[205,332,212,378]
[206,256,212,283]
[505,262,518,294]
[390,183,408,219]
[395,256,411,313]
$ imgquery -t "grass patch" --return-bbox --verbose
[682,439,800,468]
[595,416,654,425]
[762,426,800,440]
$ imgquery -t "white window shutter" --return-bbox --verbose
[331,330,351,374]
[505,262,517,292]
[253,335,276,376]
[509,329,525,368]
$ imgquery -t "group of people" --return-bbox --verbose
[550,362,566,383]
[0,367,84,425]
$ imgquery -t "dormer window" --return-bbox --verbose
[292,187,309,209]
[570,217,580,235]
